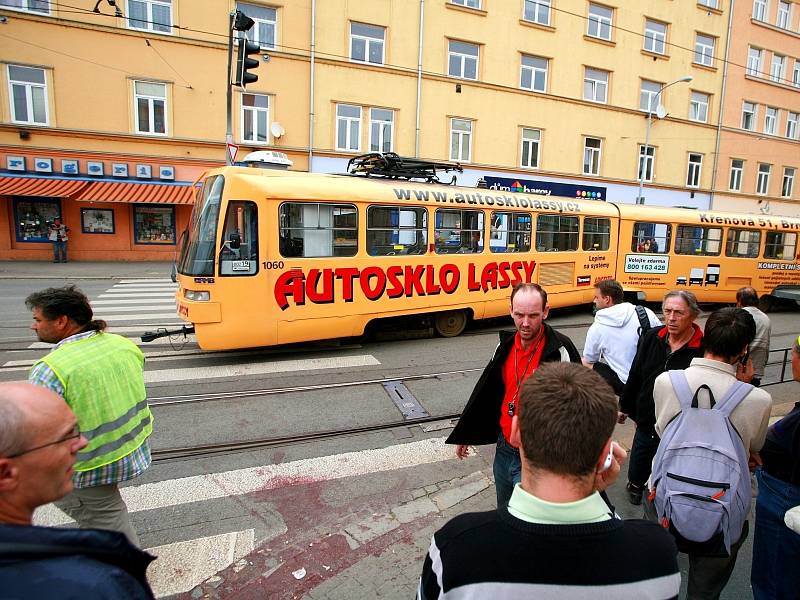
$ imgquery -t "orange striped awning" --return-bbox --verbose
[74,181,196,205]
[0,176,91,197]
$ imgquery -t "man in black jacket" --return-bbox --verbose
[619,290,703,505]
[446,282,581,507]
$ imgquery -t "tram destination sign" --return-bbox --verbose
[484,176,607,200]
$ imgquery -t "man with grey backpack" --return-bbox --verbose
[645,307,772,600]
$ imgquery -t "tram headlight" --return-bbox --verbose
[184,290,210,302]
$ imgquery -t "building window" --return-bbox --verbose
[490,212,532,253]
[689,91,709,122]
[134,81,167,135]
[747,47,764,76]
[638,145,655,182]
[279,203,358,258]
[583,137,601,175]
[133,205,176,245]
[127,0,172,33]
[452,0,481,7]
[698,0,719,7]
[765,106,779,135]
[742,101,757,130]
[536,215,579,252]
[367,206,427,256]
[448,40,479,80]
[771,54,787,83]
[787,111,799,139]
[794,60,800,87]
[369,108,393,152]
[753,0,768,21]
[687,153,703,188]
[520,127,541,168]
[0,0,49,14]
[757,163,771,195]
[241,93,269,144]
[729,159,744,191]
[7,65,48,125]
[640,80,660,112]
[764,231,797,260]
[587,4,613,41]
[350,22,385,65]
[643,19,667,55]
[13,198,60,243]
[450,118,472,162]
[236,3,276,49]
[694,33,715,67]
[783,167,796,198]
[435,209,484,254]
[583,67,609,103]
[336,104,361,152]
[520,55,548,92]
[523,0,551,25]
[726,229,761,258]
[777,0,791,28]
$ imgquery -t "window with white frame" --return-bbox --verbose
[452,0,481,7]
[640,80,660,112]
[350,22,385,65]
[0,0,49,14]
[584,68,609,103]
[521,127,541,168]
[690,91,710,122]
[771,54,787,83]
[523,0,551,25]
[133,80,167,135]
[450,118,472,162]
[369,108,393,152]
[788,111,799,139]
[448,40,479,80]
[127,0,172,33]
[687,153,703,188]
[643,19,667,54]
[783,167,796,198]
[757,163,771,194]
[794,61,800,87]
[241,93,269,143]
[698,0,719,7]
[236,3,277,49]
[587,4,613,41]
[777,0,791,28]
[694,33,715,67]
[742,101,757,130]
[638,145,655,182]
[753,0,768,21]
[7,65,48,125]
[520,55,548,92]
[765,106,779,134]
[583,137,601,175]
[747,47,764,76]
[336,104,361,152]
[729,159,744,191]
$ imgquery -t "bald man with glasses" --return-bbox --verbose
[0,382,155,599]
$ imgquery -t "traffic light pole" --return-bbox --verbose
[225,11,235,166]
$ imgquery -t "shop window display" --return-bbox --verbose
[134,205,176,244]
[13,197,61,242]
[80,208,115,234]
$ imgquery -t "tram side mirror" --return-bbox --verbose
[228,232,241,250]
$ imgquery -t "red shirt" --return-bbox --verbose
[499,329,546,443]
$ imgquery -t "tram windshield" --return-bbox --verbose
[177,175,224,276]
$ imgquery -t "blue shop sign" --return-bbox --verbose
[484,176,606,200]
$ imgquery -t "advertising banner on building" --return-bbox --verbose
[484,176,607,200]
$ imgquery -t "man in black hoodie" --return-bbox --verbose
[446,283,581,507]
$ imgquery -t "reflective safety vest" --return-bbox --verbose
[32,332,152,472]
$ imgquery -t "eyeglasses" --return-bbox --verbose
[6,424,82,459]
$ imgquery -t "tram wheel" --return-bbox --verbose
[434,310,468,337]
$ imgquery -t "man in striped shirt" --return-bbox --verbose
[418,362,680,600]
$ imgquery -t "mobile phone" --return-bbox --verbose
[740,350,750,367]
[601,443,615,472]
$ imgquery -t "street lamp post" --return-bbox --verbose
[636,75,693,204]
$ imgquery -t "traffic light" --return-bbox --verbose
[235,38,260,88]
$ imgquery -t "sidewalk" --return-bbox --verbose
[0,260,174,280]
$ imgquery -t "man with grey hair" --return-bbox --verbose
[620,290,704,505]
[0,382,155,598]
[736,286,771,387]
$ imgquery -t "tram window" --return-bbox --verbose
[279,202,357,258]
[536,214,578,252]
[583,217,611,251]
[631,222,671,253]
[489,212,531,253]
[434,209,484,254]
[219,201,258,276]
[367,206,427,256]
[764,231,797,260]
[675,225,722,256]
[177,174,223,276]
[725,229,761,258]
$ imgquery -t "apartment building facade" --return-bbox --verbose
[0,0,796,261]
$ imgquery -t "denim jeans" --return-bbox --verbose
[493,435,521,508]
[627,427,660,488]
[751,468,800,600]
[52,240,67,262]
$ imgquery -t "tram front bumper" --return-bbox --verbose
[176,300,221,323]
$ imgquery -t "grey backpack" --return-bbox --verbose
[650,370,752,557]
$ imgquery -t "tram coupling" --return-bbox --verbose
[140,324,195,343]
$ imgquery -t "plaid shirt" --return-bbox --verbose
[29,330,151,489]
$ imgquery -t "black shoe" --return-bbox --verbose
[53,260,60,263]
[626,482,643,505]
